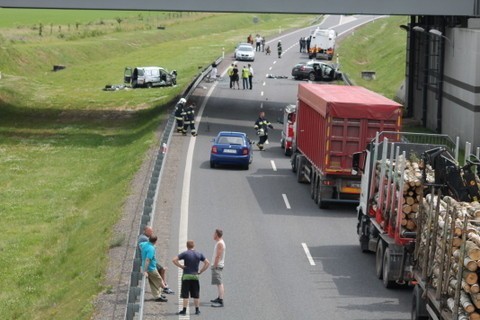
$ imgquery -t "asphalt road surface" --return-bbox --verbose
[154,15,412,320]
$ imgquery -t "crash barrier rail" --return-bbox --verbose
[342,72,353,86]
[124,55,223,320]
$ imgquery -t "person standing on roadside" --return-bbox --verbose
[248,64,254,90]
[232,64,240,89]
[138,226,174,295]
[277,40,282,58]
[182,102,198,137]
[140,235,168,302]
[261,36,266,52]
[210,229,226,308]
[227,63,234,89]
[174,98,186,133]
[241,66,249,90]
[255,34,262,51]
[173,240,210,316]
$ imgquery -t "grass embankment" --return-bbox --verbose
[0,10,318,319]
[336,16,408,100]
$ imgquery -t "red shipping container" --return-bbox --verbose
[296,84,402,174]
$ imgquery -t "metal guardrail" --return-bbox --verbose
[124,56,223,320]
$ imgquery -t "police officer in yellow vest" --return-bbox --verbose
[241,66,250,90]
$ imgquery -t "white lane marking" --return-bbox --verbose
[270,160,277,171]
[273,61,277,65]
[260,102,263,109]
[269,66,272,71]
[263,81,266,86]
[302,243,316,266]
[177,76,217,316]
[282,193,291,209]
[261,91,264,97]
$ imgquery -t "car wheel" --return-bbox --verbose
[308,73,316,81]
[146,82,152,88]
[285,148,292,157]
[210,161,215,169]
[375,240,384,279]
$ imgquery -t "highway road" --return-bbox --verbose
[150,15,412,320]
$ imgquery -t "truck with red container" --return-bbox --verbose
[291,83,402,208]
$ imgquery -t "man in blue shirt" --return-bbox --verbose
[140,235,168,302]
[172,240,210,315]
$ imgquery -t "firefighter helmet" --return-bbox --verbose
[179,98,186,104]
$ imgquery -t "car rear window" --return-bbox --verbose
[218,136,244,145]
[239,46,253,52]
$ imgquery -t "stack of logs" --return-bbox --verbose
[373,156,429,233]
[419,194,480,320]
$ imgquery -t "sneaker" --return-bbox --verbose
[210,297,220,303]
[163,287,175,295]
[177,310,187,315]
[155,296,168,302]
[195,309,201,315]
[212,302,224,308]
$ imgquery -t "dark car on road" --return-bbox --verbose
[291,60,341,81]
[210,131,253,170]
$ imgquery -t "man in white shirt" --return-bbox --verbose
[210,229,226,307]
[248,64,254,90]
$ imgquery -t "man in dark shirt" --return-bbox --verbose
[173,240,210,315]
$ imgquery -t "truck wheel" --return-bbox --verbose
[358,215,370,253]
[291,153,298,173]
[313,176,320,204]
[285,148,292,157]
[310,171,317,199]
[411,285,428,320]
[308,72,316,81]
[382,248,396,289]
[318,184,330,209]
[296,156,306,183]
[280,138,285,149]
[375,240,385,279]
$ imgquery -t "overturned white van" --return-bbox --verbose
[124,66,177,88]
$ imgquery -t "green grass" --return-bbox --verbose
[0,10,319,320]
[336,16,409,99]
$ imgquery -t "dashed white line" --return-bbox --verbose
[263,81,266,86]
[269,66,273,71]
[273,61,277,65]
[270,160,277,171]
[302,243,316,266]
[282,193,291,209]
[260,102,263,109]
[261,91,264,97]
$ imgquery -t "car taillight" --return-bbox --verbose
[242,148,249,155]
[211,146,218,154]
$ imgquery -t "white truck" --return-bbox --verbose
[308,28,336,60]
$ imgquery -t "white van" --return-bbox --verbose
[124,66,177,88]
[308,29,336,60]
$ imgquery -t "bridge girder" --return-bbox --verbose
[0,0,479,17]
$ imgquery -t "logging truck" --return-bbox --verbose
[290,84,402,208]
[410,149,480,320]
[352,131,458,289]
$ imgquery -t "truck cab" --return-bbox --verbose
[280,104,297,156]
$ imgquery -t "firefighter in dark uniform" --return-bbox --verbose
[175,98,187,133]
[254,111,273,150]
[182,102,197,136]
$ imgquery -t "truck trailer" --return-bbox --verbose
[352,132,458,289]
[291,84,402,208]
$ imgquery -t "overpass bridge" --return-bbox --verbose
[1,0,480,146]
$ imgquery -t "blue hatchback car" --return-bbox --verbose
[210,131,253,170]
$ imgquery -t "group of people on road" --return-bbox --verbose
[247,33,266,52]
[139,226,226,316]
[174,98,197,136]
[299,36,311,53]
[227,63,254,90]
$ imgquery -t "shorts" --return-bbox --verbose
[211,267,223,285]
[181,279,200,299]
